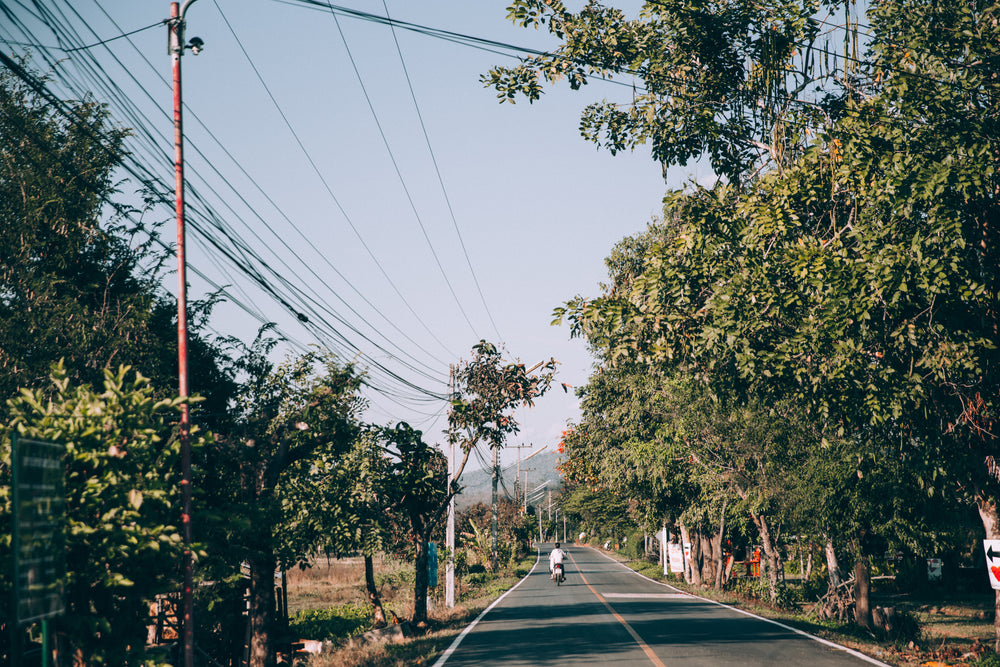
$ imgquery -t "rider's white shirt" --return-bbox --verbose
[549,548,566,567]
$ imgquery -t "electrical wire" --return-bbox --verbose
[322,1,482,340]
[381,0,503,344]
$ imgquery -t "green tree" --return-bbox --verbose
[0,56,236,427]
[209,336,364,667]
[484,0,859,184]
[371,422,448,628]
[556,0,1000,632]
[2,364,193,664]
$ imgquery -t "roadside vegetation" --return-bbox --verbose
[2,0,1000,664]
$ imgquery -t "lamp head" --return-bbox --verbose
[188,36,204,55]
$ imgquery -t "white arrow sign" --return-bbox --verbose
[984,540,1000,590]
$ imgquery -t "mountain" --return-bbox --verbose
[454,451,563,509]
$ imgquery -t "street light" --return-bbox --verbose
[168,3,202,666]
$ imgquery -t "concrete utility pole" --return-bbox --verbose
[509,443,531,513]
[520,446,547,512]
[446,366,455,608]
[168,4,202,665]
[491,445,499,572]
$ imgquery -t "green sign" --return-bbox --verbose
[428,542,438,588]
[12,435,66,624]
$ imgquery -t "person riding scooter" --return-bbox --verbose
[549,542,566,582]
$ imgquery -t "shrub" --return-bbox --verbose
[289,604,372,641]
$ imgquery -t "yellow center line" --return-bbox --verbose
[567,551,668,667]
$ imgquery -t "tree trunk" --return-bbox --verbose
[699,528,717,584]
[715,498,728,590]
[854,555,872,630]
[824,534,842,590]
[413,533,430,627]
[248,550,277,667]
[976,492,1000,653]
[690,529,704,585]
[679,523,697,585]
[751,512,781,602]
[365,553,387,628]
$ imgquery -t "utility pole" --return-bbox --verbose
[168,4,201,666]
[509,443,531,514]
[520,445,547,513]
[520,468,535,513]
[491,444,499,572]
[446,365,455,608]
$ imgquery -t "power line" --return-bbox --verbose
[381,0,503,344]
[322,2,481,339]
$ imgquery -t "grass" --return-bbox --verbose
[286,552,539,667]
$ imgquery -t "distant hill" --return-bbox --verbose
[454,451,563,509]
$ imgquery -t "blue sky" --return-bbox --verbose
[3,1,697,470]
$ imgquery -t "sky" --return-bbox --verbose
[2,1,697,471]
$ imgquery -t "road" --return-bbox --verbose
[434,544,888,666]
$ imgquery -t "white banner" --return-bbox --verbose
[668,543,685,573]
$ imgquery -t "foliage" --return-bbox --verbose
[540,0,1000,630]
[201,334,364,667]
[484,0,860,184]
[0,57,235,427]
[2,364,194,664]
[457,499,531,569]
[448,341,557,462]
[289,604,372,641]
[371,422,448,625]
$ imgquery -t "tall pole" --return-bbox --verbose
[491,444,499,572]
[169,4,197,665]
[446,366,455,608]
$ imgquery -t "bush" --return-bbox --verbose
[289,604,372,641]
[799,571,828,603]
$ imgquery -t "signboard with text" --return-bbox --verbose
[926,558,943,582]
[13,435,66,624]
[668,543,685,574]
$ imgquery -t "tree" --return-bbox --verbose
[448,341,557,574]
[1,364,193,664]
[0,56,235,427]
[208,336,364,667]
[555,0,1000,633]
[484,0,860,184]
[371,422,448,628]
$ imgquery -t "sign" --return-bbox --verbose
[428,542,438,588]
[985,540,1000,590]
[13,436,66,624]
[926,558,943,582]
[668,543,685,574]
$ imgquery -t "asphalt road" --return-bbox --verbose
[434,544,888,666]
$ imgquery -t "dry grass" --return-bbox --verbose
[285,556,414,617]
[284,554,536,667]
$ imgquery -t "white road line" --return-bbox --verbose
[585,546,892,667]
[603,593,691,599]
[431,547,541,667]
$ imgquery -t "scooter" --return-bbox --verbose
[551,562,565,585]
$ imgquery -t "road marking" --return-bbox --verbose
[432,547,542,667]
[584,547,891,667]
[603,593,690,599]
[568,551,668,667]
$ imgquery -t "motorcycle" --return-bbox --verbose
[551,562,565,585]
